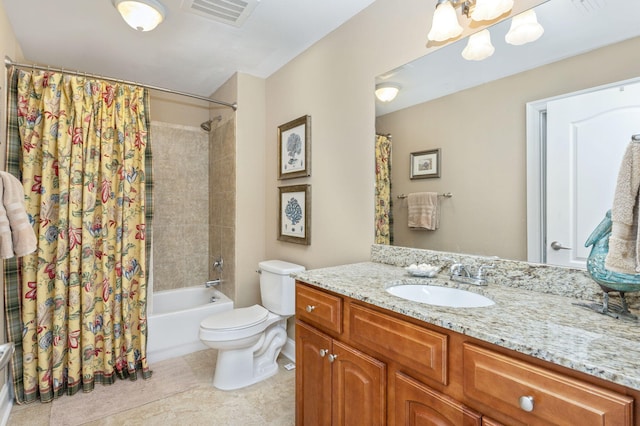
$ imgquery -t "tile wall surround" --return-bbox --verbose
[208,116,236,299]
[371,244,637,305]
[150,122,211,293]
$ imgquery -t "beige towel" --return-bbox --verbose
[605,142,640,274]
[408,192,439,230]
[0,171,37,259]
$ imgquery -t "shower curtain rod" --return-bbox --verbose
[4,57,237,111]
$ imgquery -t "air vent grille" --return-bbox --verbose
[182,0,260,27]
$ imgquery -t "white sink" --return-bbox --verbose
[386,284,495,308]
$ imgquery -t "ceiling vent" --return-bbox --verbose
[181,0,260,27]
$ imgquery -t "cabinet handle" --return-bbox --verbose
[319,349,329,357]
[518,395,534,412]
[306,305,316,313]
[328,354,338,363]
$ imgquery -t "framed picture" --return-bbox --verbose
[410,149,441,179]
[278,184,311,245]
[278,115,311,179]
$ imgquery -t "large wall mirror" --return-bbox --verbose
[375,0,640,265]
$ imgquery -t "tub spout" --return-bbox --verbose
[205,279,221,288]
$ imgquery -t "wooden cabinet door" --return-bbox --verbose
[331,340,387,426]
[296,320,332,426]
[393,371,482,426]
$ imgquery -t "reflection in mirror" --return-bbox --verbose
[375,0,640,263]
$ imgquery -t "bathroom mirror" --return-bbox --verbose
[375,0,640,263]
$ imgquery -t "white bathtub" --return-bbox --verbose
[147,286,233,363]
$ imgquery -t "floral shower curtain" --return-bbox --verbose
[4,67,153,404]
[375,134,393,245]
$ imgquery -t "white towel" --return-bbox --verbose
[605,142,640,274]
[0,171,37,259]
[407,192,439,231]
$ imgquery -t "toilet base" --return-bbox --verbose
[211,319,288,390]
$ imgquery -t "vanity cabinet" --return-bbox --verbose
[295,285,386,425]
[463,343,633,425]
[295,281,636,425]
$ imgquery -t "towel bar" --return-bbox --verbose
[397,192,452,199]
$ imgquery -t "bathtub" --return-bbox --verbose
[147,286,233,363]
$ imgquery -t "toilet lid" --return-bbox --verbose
[201,305,269,330]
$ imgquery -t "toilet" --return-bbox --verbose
[199,260,305,390]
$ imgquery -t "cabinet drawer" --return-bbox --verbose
[296,283,343,334]
[349,303,448,385]
[463,343,633,426]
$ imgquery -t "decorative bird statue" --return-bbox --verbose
[581,210,640,319]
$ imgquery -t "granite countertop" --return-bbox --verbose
[294,261,640,391]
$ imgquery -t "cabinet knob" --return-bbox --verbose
[306,305,316,313]
[319,349,329,357]
[328,354,338,363]
[518,395,534,412]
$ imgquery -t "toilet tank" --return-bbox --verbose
[259,260,305,316]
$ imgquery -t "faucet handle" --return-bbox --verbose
[450,263,463,275]
[476,264,495,279]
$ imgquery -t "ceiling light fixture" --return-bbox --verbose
[375,83,401,102]
[113,0,166,32]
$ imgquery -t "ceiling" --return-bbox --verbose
[376,0,640,116]
[2,0,375,98]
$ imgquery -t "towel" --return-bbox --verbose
[407,192,439,230]
[0,171,37,259]
[605,142,640,274]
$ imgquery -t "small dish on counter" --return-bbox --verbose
[406,263,440,278]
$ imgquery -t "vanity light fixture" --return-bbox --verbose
[427,0,514,43]
[427,0,463,42]
[113,0,166,32]
[375,83,401,102]
[461,29,495,61]
[470,0,514,22]
[505,9,544,45]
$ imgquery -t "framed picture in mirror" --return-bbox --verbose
[278,184,311,245]
[410,149,441,179]
[278,115,311,179]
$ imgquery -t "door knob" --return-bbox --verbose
[550,241,571,251]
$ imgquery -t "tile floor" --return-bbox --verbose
[7,349,295,426]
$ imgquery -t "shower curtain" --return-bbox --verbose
[375,134,393,245]
[4,67,153,404]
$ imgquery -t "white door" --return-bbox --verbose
[546,81,640,268]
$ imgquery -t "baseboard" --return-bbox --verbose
[0,381,13,426]
[280,337,295,363]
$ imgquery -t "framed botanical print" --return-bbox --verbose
[278,115,311,179]
[410,149,441,179]
[278,184,311,245]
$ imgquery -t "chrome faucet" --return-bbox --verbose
[449,263,494,286]
[205,279,221,288]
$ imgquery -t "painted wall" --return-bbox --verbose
[263,0,436,270]
[377,36,640,260]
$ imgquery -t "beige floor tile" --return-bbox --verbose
[7,349,295,426]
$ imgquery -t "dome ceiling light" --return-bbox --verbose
[113,0,166,32]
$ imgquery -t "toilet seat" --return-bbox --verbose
[200,305,275,342]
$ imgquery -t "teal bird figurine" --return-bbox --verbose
[582,210,640,319]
